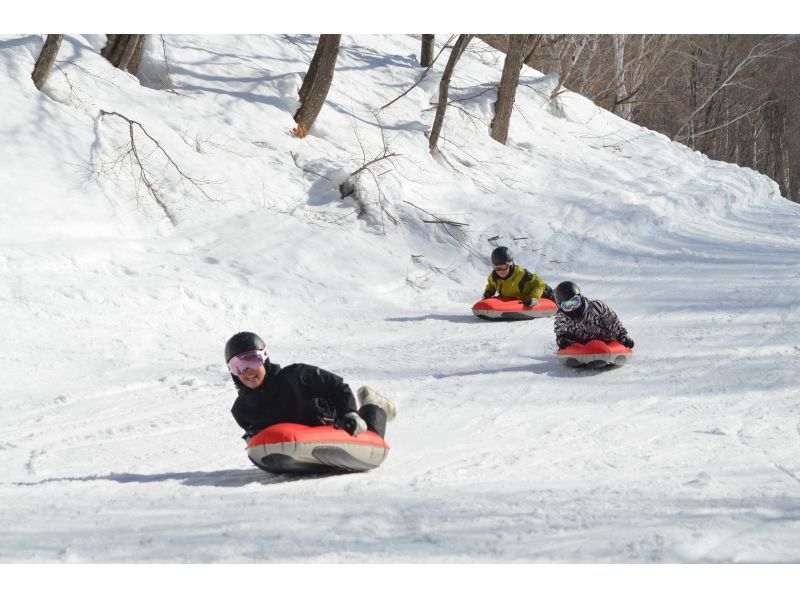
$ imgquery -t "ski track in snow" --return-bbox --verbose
[1,34,800,563]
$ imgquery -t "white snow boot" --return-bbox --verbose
[357,385,396,421]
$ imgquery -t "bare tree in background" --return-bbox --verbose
[477,34,799,202]
[550,34,589,101]
[429,34,473,153]
[420,35,435,67]
[31,34,63,90]
[611,35,628,117]
[101,35,145,74]
[762,93,791,194]
[490,34,537,144]
[528,34,679,119]
[294,34,341,136]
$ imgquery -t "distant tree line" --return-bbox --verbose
[30,34,800,204]
[481,34,800,203]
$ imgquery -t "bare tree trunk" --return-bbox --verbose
[298,35,328,104]
[478,34,544,71]
[294,34,341,134]
[523,34,543,64]
[31,34,63,90]
[101,34,145,74]
[550,34,589,100]
[612,34,629,117]
[491,34,536,144]
[102,34,126,65]
[763,94,790,192]
[429,34,473,154]
[420,35,435,67]
[118,34,144,73]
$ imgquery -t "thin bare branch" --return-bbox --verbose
[380,35,456,110]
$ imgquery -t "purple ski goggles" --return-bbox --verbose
[559,295,582,312]
[227,348,267,376]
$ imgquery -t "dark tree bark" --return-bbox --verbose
[763,93,790,193]
[478,35,542,71]
[490,34,536,144]
[298,36,326,105]
[294,34,341,134]
[102,34,125,64]
[421,34,435,67]
[120,34,145,73]
[31,34,63,90]
[101,34,145,74]
[429,34,473,154]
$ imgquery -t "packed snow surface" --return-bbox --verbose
[1,34,799,563]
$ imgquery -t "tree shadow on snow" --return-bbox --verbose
[14,468,343,488]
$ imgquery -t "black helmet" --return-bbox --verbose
[491,246,514,265]
[554,281,582,305]
[224,331,266,363]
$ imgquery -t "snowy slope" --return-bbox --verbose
[1,33,799,565]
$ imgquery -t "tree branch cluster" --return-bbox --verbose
[511,34,799,202]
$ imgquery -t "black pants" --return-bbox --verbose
[359,404,387,438]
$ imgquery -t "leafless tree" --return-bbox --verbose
[101,35,145,74]
[31,34,63,90]
[491,34,537,143]
[421,35,435,67]
[381,35,455,111]
[513,33,799,201]
[93,110,216,225]
[429,34,473,153]
[335,111,400,231]
[550,34,589,101]
[611,35,628,117]
[294,34,341,135]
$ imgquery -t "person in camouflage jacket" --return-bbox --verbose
[553,281,634,349]
[483,246,554,306]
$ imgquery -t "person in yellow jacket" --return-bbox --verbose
[483,246,554,307]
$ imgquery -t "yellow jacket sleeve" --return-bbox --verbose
[483,273,497,297]
[522,272,546,300]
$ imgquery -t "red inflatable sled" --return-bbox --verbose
[556,340,632,368]
[246,423,390,474]
[472,297,558,320]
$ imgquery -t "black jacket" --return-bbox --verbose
[230,361,358,437]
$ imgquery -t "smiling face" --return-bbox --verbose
[238,363,266,389]
[227,348,268,389]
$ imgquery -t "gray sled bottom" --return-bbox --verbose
[251,447,380,474]
[562,354,629,368]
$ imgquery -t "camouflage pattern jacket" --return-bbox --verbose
[553,298,628,344]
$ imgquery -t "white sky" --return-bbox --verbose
[5,0,794,33]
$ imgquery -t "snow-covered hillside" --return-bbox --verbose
[1,33,799,571]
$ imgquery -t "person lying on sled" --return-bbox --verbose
[482,246,554,307]
[553,281,635,349]
[225,331,396,441]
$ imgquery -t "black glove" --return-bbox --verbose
[483,291,495,299]
[241,428,259,441]
[335,412,367,436]
[521,298,532,307]
[619,336,635,349]
[556,337,573,349]
[557,336,588,348]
